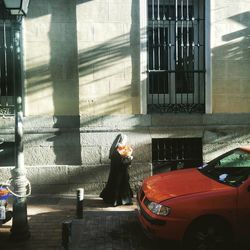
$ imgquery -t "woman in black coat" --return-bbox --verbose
[100,134,133,206]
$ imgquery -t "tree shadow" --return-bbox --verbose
[212,11,250,112]
[24,0,142,167]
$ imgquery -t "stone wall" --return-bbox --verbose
[1,114,250,195]
[211,0,250,112]
[24,0,140,116]
[1,1,250,195]
[77,0,140,115]
[24,0,250,116]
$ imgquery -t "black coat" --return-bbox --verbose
[100,149,133,206]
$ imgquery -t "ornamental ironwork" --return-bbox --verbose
[147,0,206,113]
[0,2,21,116]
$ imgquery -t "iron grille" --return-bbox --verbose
[147,0,206,113]
[0,3,19,116]
[152,137,203,174]
[0,141,15,166]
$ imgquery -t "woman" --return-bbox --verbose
[100,134,133,206]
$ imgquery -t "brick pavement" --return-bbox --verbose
[0,196,179,250]
[1,196,248,250]
[0,195,75,250]
[68,198,180,250]
[69,211,180,250]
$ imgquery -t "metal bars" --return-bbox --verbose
[152,137,203,174]
[147,0,206,113]
[0,6,17,116]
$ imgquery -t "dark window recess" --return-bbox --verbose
[147,0,206,113]
[0,4,20,116]
[0,142,15,166]
[175,28,194,94]
[152,138,203,174]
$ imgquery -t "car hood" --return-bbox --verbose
[143,168,233,203]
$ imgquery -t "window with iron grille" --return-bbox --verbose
[0,141,15,166]
[147,0,206,113]
[0,3,21,116]
[152,137,203,174]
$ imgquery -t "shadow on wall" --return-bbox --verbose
[25,0,142,167]
[26,0,82,165]
[26,0,142,118]
[212,11,250,112]
[49,1,81,165]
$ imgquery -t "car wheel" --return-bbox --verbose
[183,218,233,250]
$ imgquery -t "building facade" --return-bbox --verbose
[1,0,250,195]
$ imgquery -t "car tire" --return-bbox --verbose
[183,218,233,250]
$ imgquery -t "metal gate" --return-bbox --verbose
[147,0,206,113]
[152,137,203,174]
[0,4,21,116]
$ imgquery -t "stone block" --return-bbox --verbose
[93,23,124,42]
[151,114,203,127]
[27,0,50,19]
[67,165,109,185]
[31,184,70,195]
[25,131,81,147]
[24,42,50,68]
[79,78,109,100]
[24,116,54,129]
[25,86,54,116]
[129,163,152,182]
[0,167,12,183]
[80,115,103,127]
[203,114,250,126]
[93,59,126,80]
[25,22,51,43]
[80,132,118,147]
[78,62,94,80]
[26,165,68,185]
[101,115,151,128]
[100,146,111,164]
[77,1,109,22]
[77,23,94,42]
[108,3,133,23]
[25,145,82,165]
[81,146,101,165]
[227,60,250,80]
[48,0,76,23]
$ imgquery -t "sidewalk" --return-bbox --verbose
[0,195,75,250]
[0,195,180,250]
[2,196,249,250]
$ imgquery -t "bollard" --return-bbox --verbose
[76,188,84,219]
[62,220,72,250]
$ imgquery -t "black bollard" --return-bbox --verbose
[76,188,84,219]
[62,220,72,250]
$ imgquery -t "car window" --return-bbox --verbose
[199,149,250,187]
[219,150,250,168]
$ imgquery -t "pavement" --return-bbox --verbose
[1,196,248,250]
[0,195,180,250]
[0,195,75,250]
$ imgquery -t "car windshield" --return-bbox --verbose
[198,148,250,187]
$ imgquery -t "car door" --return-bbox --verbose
[237,176,250,238]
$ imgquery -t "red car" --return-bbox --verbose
[137,146,250,250]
